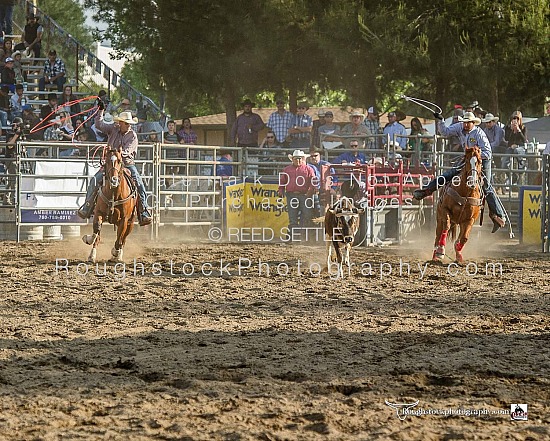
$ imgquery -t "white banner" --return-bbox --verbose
[21,161,100,208]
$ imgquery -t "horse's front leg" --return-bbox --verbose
[455,219,475,264]
[110,220,127,262]
[84,215,103,263]
[433,213,450,262]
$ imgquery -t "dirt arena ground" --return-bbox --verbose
[0,228,549,440]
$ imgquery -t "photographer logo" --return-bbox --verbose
[510,404,528,421]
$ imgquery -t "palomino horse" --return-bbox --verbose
[82,148,137,263]
[433,146,483,263]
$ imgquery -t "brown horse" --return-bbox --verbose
[82,148,137,263]
[433,146,483,263]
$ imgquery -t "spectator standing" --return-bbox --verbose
[278,149,316,233]
[318,110,342,149]
[408,117,433,152]
[114,98,133,115]
[341,110,371,148]
[308,149,334,217]
[1,56,15,91]
[2,116,24,205]
[363,106,381,149]
[288,101,312,149]
[0,37,13,69]
[266,98,293,145]
[38,50,66,96]
[258,129,282,174]
[230,98,264,147]
[383,111,407,150]
[163,119,182,175]
[177,117,198,144]
[0,0,15,37]
[163,120,180,144]
[502,110,528,180]
[482,113,505,155]
[311,109,326,149]
[14,13,42,58]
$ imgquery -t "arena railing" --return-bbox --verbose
[3,139,543,243]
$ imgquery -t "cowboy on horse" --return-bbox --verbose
[77,98,152,226]
[413,111,506,233]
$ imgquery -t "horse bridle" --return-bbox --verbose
[105,150,123,189]
[467,155,481,189]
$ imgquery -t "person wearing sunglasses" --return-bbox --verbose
[502,110,528,186]
[258,130,282,175]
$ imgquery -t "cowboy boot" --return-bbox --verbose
[413,187,434,201]
[138,201,152,226]
[489,213,505,233]
[77,184,99,219]
[486,192,505,233]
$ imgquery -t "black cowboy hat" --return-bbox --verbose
[241,99,255,107]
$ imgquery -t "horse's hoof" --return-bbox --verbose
[88,249,97,263]
[82,234,94,245]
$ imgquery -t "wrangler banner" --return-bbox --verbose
[518,186,542,245]
[224,178,288,234]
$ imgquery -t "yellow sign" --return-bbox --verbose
[520,187,542,244]
[225,181,288,233]
[224,181,246,229]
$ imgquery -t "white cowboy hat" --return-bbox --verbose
[349,110,365,121]
[114,111,138,124]
[482,113,499,123]
[460,111,481,125]
[287,149,310,160]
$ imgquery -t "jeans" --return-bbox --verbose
[424,157,504,218]
[38,75,66,93]
[0,5,13,35]
[86,165,150,210]
[286,192,313,229]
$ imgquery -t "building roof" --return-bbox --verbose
[187,106,433,128]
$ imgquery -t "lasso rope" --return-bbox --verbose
[29,94,102,145]
[400,95,442,115]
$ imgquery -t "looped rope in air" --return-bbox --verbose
[400,95,442,115]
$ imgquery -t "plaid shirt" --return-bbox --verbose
[267,110,293,143]
[44,57,66,78]
[290,113,312,140]
[363,118,380,149]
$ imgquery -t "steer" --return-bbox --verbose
[325,197,364,278]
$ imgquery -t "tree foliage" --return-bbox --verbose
[84,0,550,119]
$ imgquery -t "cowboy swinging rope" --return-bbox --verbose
[401,94,515,239]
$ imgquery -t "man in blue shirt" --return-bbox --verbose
[334,140,367,164]
[413,111,506,232]
[383,111,407,150]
